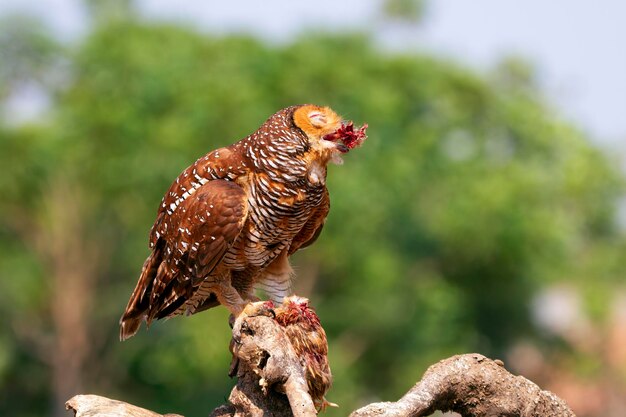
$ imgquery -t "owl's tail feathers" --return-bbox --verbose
[119,315,144,341]
[119,248,162,341]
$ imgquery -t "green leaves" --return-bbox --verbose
[1,21,623,417]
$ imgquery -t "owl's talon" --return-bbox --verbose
[241,300,276,319]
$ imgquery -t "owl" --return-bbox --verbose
[120,104,367,340]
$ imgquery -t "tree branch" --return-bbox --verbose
[65,394,182,417]
[216,310,318,417]
[350,353,575,417]
[66,320,576,417]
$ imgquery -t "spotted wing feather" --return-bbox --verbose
[120,179,247,340]
[149,146,245,249]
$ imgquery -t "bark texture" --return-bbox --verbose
[66,316,576,417]
[216,309,318,417]
[65,394,182,417]
[350,353,576,417]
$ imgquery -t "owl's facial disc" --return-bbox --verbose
[292,105,367,154]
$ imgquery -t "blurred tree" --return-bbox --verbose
[0,15,63,129]
[85,0,135,25]
[0,19,623,417]
[492,55,538,91]
[382,0,426,23]
[0,15,60,98]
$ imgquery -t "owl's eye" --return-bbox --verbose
[308,111,327,127]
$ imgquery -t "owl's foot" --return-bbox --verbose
[228,300,275,378]
[241,300,276,319]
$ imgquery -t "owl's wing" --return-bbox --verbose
[149,179,247,318]
[288,188,330,255]
[149,146,244,249]
[120,179,247,339]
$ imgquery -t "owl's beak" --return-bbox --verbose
[335,142,350,153]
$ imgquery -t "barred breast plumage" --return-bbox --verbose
[119,104,358,340]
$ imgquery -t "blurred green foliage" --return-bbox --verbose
[383,0,426,22]
[0,19,624,417]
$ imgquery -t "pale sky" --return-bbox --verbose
[1,0,625,147]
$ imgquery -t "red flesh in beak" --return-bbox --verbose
[323,122,368,153]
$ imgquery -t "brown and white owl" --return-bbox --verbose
[120,104,367,340]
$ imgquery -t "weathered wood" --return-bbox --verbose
[66,322,576,417]
[349,353,576,417]
[65,394,182,417]
[220,310,318,417]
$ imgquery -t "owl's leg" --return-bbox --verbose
[214,280,248,317]
[185,273,247,316]
[231,268,261,304]
[255,251,294,304]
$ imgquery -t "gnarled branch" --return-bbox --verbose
[65,394,182,417]
[66,317,576,417]
[350,353,575,417]
[214,311,316,417]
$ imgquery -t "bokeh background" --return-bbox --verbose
[1,1,625,416]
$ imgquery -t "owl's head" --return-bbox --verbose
[293,105,368,158]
